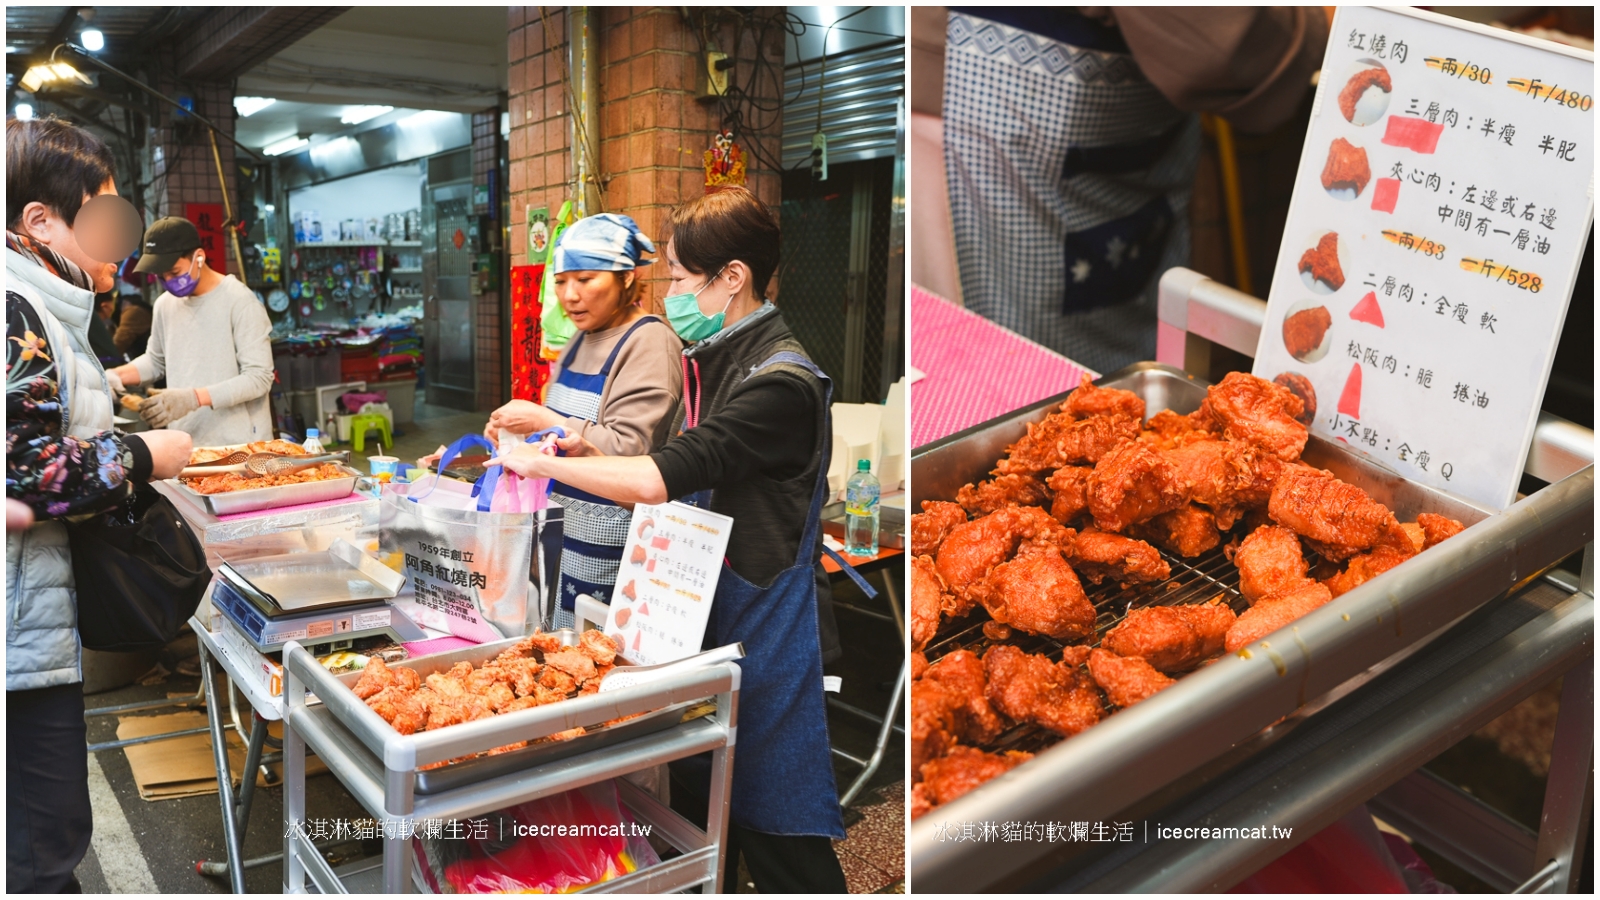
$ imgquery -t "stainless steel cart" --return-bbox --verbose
[909,269,1593,892]
[280,640,740,893]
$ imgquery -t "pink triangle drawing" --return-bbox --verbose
[636,602,650,616]
[632,630,642,651]
[1350,291,1385,327]
[1338,364,1363,418]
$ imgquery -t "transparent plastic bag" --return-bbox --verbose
[411,779,661,893]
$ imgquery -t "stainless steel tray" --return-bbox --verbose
[909,362,1594,889]
[167,461,360,516]
[329,630,703,790]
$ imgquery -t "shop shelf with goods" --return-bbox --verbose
[281,638,742,893]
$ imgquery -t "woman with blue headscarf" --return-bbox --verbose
[483,213,683,627]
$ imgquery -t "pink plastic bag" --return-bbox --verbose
[487,470,549,514]
[411,780,661,893]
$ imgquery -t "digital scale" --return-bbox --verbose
[211,539,425,654]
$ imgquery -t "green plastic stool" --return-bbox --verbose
[349,413,392,452]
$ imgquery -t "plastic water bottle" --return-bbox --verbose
[302,427,325,455]
[845,459,880,556]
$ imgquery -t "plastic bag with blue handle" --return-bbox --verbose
[409,429,565,513]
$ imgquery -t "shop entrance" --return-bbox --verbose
[422,149,476,410]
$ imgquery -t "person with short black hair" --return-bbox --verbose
[107,216,275,444]
[6,114,192,894]
[489,187,849,893]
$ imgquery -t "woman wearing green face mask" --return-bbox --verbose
[490,187,847,893]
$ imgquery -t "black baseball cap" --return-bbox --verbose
[131,216,203,274]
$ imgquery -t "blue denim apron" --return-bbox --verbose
[545,316,661,615]
[684,351,846,839]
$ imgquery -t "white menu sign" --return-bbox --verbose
[602,501,733,666]
[1253,6,1593,510]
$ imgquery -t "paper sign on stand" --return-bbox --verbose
[1252,6,1592,510]
[603,501,733,666]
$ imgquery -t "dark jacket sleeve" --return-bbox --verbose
[1111,6,1330,134]
[7,292,147,519]
[650,373,818,501]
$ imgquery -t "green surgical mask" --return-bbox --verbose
[664,267,730,342]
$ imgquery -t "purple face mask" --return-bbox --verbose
[162,255,202,297]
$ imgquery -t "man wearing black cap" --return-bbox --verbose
[107,216,274,446]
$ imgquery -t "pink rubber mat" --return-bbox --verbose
[911,287,1096,448]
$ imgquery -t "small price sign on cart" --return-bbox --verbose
[604,501,733,666]
[1253,6,1592,510]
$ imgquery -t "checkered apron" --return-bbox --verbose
[944,10,1201,374]
[545,317,662,626]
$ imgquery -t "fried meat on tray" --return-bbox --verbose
[1226,581,1334,652]
[1063,374,1146,422]
[995,412,1141,475]
[969,543,1096,641]
[354,630,621,760]
[1268,467,1407,561]
[1045,465,1093,524]
[935,505,1075,597]
[957,474,1052,516]
[1202,372,1309,461]
[1233,525,1309,604]
[983,645,1104,738]
[1102,603,1235,673]
[1140,408,1218,451]
[1417,513,1466,549]
[1086,441,1187,532]
[1132,504,1221,558]
[1068,529,1170,586]
[912,500,968,558]
[919,746,1034,811]
[912,371,1472,788]
[911,555,947,652]
[1163,439,1283,530]
[1087,649,1175,708]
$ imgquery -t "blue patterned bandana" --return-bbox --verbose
[551,213,656,273]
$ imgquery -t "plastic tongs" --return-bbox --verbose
[597,643,746,693]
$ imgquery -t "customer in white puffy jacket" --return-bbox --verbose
[5,115,190,893]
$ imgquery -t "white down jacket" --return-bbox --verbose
[6,247,117,691]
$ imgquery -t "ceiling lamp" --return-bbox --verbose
[19,62,91,93]
[233,96,276,118]
[263,134,310,156]
[14,102,34,120]
[79,29,104,52]
[340,105,393,125]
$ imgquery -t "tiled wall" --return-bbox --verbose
[472,108,505,411]
[506,6,785,312]
[144,78,238,229]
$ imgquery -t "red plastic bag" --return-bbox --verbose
[412,779,661,893]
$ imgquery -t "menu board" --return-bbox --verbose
[602,501,733,666]
[1253,6,1593,510]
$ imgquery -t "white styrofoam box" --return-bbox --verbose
[829,402,884,499]
[315,381,366,435]
[879,378,907,491]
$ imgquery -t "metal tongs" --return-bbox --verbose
[179,452,343,479]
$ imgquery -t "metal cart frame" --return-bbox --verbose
[281,642,741,893]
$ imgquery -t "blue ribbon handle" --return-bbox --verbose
[407,434,496,505]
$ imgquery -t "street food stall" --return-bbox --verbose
[907,6,1592,892]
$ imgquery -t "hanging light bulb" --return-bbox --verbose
[80,29,105,52]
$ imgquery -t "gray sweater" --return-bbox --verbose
[129,275,275,447]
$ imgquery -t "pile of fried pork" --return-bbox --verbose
[351,629,625,769]
[910,373,1466,819]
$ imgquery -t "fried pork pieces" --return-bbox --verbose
[350,631,621,766]
[909,372,1468,818]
